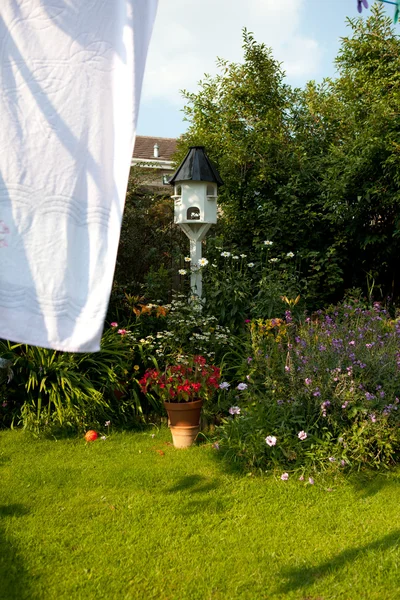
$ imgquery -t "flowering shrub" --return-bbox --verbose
[139,356,221,403]
[201,239,302,332]
[217,300,400,474]
[124,295,232,368]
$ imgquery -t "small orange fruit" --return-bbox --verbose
[84,430,98,442]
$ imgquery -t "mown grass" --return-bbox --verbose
[0,427,399,600]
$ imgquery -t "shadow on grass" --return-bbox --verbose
[167,475,232,516]
[349,471,400,499]
[168,474,220,494]
[0,503,37,600]
[278,530,400,595]
[0,453,11,467]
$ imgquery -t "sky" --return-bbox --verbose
[136,0,395,139]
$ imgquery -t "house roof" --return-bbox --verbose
[133,136,177,161]
[169,146,224,186]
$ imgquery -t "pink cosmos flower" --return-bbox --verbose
[118,329,128,335]
[308,477,315,485]
[265,435,277,447]
[111,322,118,327]
[298,431,307,441]
[281,473,289,481]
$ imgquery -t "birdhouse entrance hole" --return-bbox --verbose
[187,207,201,220]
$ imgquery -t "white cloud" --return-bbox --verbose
[141,0,322,105]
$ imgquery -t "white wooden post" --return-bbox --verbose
[179,222,211,299]
[190,239,203,298]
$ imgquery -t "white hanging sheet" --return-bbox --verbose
[0,0,158,351]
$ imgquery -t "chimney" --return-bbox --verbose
[153,143,159,158]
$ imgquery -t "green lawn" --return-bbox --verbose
[0,428,399,600]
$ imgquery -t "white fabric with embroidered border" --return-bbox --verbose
[0,0,158,351]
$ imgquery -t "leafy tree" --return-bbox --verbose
[178,7,400,305]
[319,5,400,298]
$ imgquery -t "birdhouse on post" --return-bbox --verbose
[170,146,223,299]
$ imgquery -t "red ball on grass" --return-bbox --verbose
[84,430,98,442]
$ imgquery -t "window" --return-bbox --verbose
[187,207,200,220]
[207,184,216,196]
[175,185,182,196]
[163,174,171,185]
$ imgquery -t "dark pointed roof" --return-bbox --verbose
[169,146,223,186]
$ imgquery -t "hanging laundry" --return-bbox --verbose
[0,1,158,352]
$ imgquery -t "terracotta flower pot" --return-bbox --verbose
[163,399,203,448]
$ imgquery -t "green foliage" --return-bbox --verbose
[0,329,142,433]
[178,7,400,305]
[109,166,186,310]
[201,240,302,331]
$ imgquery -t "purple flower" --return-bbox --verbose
[219,382,230,390]
[305,378,312,386]
[265,435,277,447]
[308,477,315,485]
[329,457,336,463]
[247,357,253,364]
[229,406,241,415]
[284,365,290,372]
[349,340,355,346]
[365,392,375,401]
[369,413,377,423]
[342,401,349,409]
[281,473,289,481]
[299,475,305,481]
[236,383,248,391]
[340,459,346,467]
[313,389,321,397]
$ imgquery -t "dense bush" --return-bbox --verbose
[217,299,400,474]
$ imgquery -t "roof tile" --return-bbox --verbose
[133,136,177,161]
